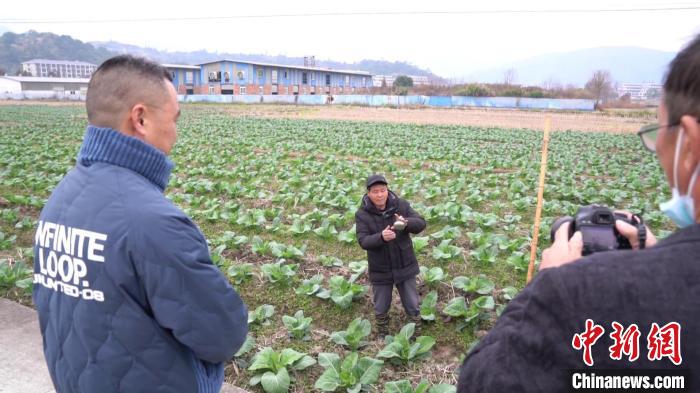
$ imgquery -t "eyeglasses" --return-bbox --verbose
[637,123,679,152]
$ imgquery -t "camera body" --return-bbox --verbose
[550,205,643,256]
[381,206,406,231]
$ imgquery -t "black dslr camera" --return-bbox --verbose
[550,205,646,255]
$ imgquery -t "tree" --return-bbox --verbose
[393,75,413,88]
[585,70,614,108]
[392,75,413,96]
[503,68,517,86]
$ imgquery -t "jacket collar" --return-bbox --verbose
[362,190,399,215]
[77,125,174,192]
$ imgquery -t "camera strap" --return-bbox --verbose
[633,214,647,249]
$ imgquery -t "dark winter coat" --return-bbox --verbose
[355,191,426,285]
[458,224,700,392]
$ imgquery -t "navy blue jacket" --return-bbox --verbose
[33,126,248,393]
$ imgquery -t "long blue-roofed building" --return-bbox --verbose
[164,60,371,96]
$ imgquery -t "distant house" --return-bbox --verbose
[162,64,201,95]
[372,75,430,87]
[0,77,21,93]
[0,76,89,95]
[164,60,372,96]
[21,59,97,78]
[617,82,662,101]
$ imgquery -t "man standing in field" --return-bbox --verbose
[355,174,426,337]
[458,35,700,392]
[32,55,248,393]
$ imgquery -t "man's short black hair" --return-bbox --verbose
[664,34,700,124]
[86,55,172,130]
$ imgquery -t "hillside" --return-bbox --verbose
[92,40,441,80]
[0,30,114,75]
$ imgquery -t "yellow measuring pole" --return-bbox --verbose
[527,117,551,284]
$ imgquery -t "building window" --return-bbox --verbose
[237,70,245,80]
[283,71,288,79]
[240,86,246,95]
[185,71,193,83]
[345,75,350,85]
[302,72,307,84]
[293,85,299,94]
[257,69,263,79]
[170,71,176,80]
[271,85,278,94]
[311,73,315,81]
[271,70,278,84]
[208,72,217,82]
[259,86,263,94]
[325,74,331,86]
[362,77,367,86]
[209,86,216,94]
[224,72,230,82]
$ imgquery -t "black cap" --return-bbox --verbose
[366,174,388,189]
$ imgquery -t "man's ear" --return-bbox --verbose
[681,115,700,170]
[129,104,148,138]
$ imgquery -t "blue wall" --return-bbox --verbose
[178,94,595,110]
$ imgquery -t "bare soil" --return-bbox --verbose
[215,104,655,133]
[0,100,655,133]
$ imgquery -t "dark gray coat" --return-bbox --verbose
[458,224,700,392]
[355,191,426,284]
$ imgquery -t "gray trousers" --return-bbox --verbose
[372,278,419,316]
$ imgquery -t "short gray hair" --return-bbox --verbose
[86,55,172,129]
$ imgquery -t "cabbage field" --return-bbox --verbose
[0,104,672,392]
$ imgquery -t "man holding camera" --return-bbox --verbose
[355,174,426,337]
[458,35,700,392]
[32,55,248,393]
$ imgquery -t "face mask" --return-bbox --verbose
[659,130,700,228]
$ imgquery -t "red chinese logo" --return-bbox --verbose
[609,322,641,362]
[572,319,606,366]
[647,322,682,365]
[572,321,682,366]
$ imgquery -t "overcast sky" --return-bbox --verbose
[2,0,699,78]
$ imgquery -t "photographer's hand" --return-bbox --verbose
[540,222,583,270]
[381,225,396,242]
[615,216,658,249]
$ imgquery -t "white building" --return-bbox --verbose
[617,82,662,101]
[21,59,98,78]
[0,76,89,96]
[0,77,21,93]
[372,75,431,87]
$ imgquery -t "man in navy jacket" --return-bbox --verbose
[458,36,700,391]
[32,55,248,393]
